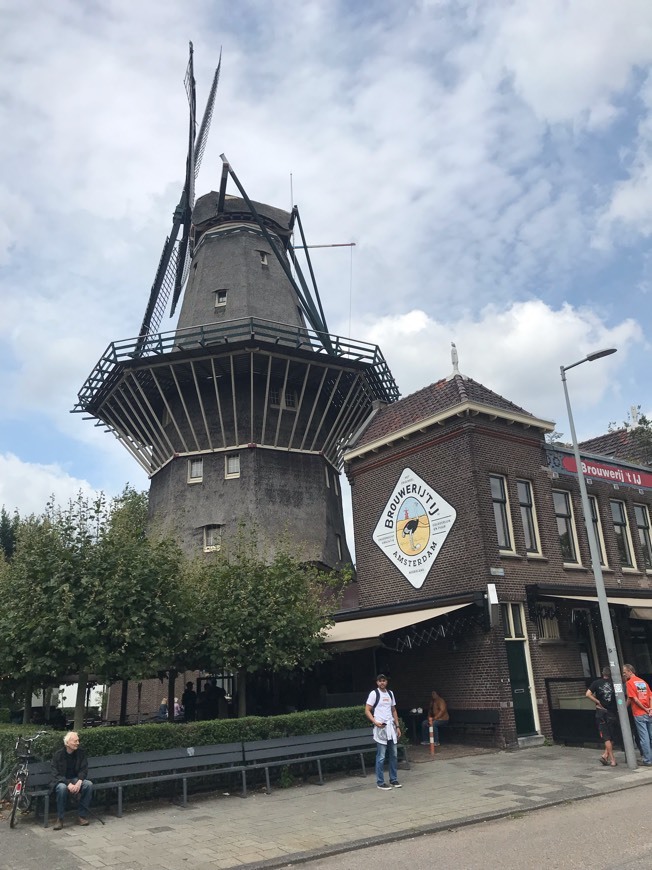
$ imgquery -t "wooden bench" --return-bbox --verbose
[26,743,246,827]
[242,727,410,793]
[446,709,500,741]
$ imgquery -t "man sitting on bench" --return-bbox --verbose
[421,690,449,746]
[50,731,93,829]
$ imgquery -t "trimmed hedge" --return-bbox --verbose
[0,707,383,763]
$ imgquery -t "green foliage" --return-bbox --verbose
[0,707,369,761]
[0,488,189,688]
[0,508,20,560]
[192,532,349,701]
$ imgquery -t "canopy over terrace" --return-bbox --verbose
[323,600,477,652]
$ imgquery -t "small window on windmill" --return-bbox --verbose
[269,387,280,407]
[215,289,228,307]
[188,458,203,483]
[257,250,269,268]
[336,534,343,561]
[203,525,222,552]
[324,466,330,489]
[284,389,297,409]
[225,453,240,479]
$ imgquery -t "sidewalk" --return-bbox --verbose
[11,743,652,870]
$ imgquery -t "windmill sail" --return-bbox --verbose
[136,44,221,350]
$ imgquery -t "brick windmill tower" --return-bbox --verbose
[74,45,398,568]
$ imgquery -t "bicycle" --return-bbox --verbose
[7,730,47,828]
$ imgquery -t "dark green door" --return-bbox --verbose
[506,641,536,735]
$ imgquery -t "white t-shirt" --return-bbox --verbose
[366,688,397,744]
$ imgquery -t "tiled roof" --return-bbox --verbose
[353,375,539,448]
[580,428,651,468]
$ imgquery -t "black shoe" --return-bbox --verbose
[390,780,402,788]
[53,819,64,831]
[377,782,392,790]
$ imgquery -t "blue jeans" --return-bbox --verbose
[55,780,93,819]
[375,740,398,785]
[421,719,449,743]
[633,715,652,764]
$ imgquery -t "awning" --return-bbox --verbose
[323,602,472,650]
[547,593,652,620]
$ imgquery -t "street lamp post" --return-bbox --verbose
[560,348,638,770]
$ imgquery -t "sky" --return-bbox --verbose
[1,0,651,558]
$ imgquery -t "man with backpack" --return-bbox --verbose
[365,674,402,790]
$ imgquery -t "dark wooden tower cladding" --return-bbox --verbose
[73,47,398,567]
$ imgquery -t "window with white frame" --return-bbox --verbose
[203,524,222,552]
[501,603,525,639]
[553,490,579,563]
[257,250,269,267]
[214,289,228,307]
[517,479,540,554]
[225,453,240,479]
[269,386,297,410]
[336,534,343,560]
[588,496,607,566]
[188,458,203,483]
[535,603,560,640]
[634,504,652,570]
[610,500,635,568]
[490,474,514,551]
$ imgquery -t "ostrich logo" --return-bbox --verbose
[397,498,429,555]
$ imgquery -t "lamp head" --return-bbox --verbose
[586,348,617,362]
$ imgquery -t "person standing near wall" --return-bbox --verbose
[623,664,652,766]
[586,666,618,767]
[365,674,402,790]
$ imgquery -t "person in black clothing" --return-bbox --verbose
[181,682,197,722]
[586,666,618,767]
[50,731,93,828]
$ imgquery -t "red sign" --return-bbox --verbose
[561,456,652,490]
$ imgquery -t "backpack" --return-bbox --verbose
[371,687,395,714]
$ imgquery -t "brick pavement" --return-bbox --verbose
[5,743,652,870]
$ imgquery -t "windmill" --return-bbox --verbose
[74,46,399,568]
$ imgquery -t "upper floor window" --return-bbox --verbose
[553,490,579,563]
[610,500,635,568]
[225,453,240,479]
[634,504,652,570]
[588,496,607,566]
[490,474,513,551]
[516,479,540,554]
[336,534,343,561]
[203,524,222,552]
[188,458,203,483]
[257,250,269,267]
[269,387,297,410]
[215,289,228,307]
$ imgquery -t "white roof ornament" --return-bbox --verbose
[446,341,467,381]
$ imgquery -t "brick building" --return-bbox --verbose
[323,361,652,748]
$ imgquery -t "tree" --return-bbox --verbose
[0,488,190,729]
[193,532,349,716]
[0,507,20,560]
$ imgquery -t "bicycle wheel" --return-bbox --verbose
[9,784,21,828]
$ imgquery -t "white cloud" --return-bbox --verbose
[0,453,98,515]
[354,300,643,422]
[490,0,652,126]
